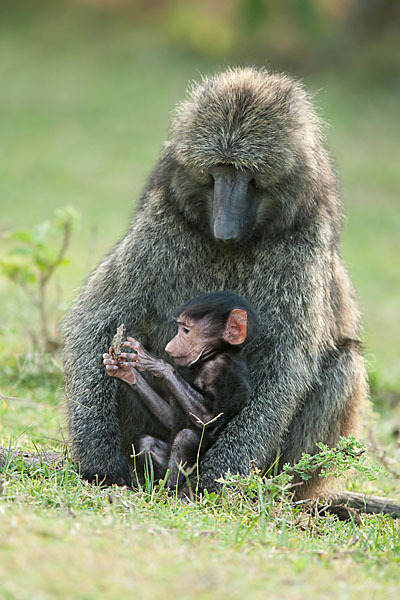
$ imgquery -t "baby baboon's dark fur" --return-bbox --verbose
[64,67,368,496]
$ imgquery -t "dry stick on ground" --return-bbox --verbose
[324,490,400,518]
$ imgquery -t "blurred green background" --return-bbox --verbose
[0,0,399,392]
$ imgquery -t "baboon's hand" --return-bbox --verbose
[81,460,132,488]
[121,337,169,377]
[103,349,137,385]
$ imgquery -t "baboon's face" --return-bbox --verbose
[169,69,317,244]
[171,161,288,245]
[171,163,259,244]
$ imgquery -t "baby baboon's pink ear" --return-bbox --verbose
[222,309,247,345]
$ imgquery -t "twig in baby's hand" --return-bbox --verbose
[111,324,126,364]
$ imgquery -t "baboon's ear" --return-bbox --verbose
[222,309,247,345]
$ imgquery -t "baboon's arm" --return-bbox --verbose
[121,339,214,426]
[160,367,214,426]
[128,371,175,430]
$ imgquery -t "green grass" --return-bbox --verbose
[1,505,399,600]
[1,453,400,599]
[1,4,400,599]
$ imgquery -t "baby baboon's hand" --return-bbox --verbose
[120,337,170,378]
[103,348,137,385]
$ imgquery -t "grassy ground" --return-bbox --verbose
[1,502,400,600]
[1,4,400,599]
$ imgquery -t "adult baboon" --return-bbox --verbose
[64,67,368,497]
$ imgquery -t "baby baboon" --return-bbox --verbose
[64,67,368,498]
[103,291,258,489]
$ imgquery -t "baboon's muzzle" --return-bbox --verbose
[211,166,253,243]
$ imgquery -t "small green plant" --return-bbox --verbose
[217,436,379,510]
[1,206,79,351]
[282,436,376,482]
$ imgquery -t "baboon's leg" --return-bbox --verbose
[133,435,170,485]
[278,346,368,499]
[167,428,201,489]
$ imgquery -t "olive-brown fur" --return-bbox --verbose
[64,67,368,495]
